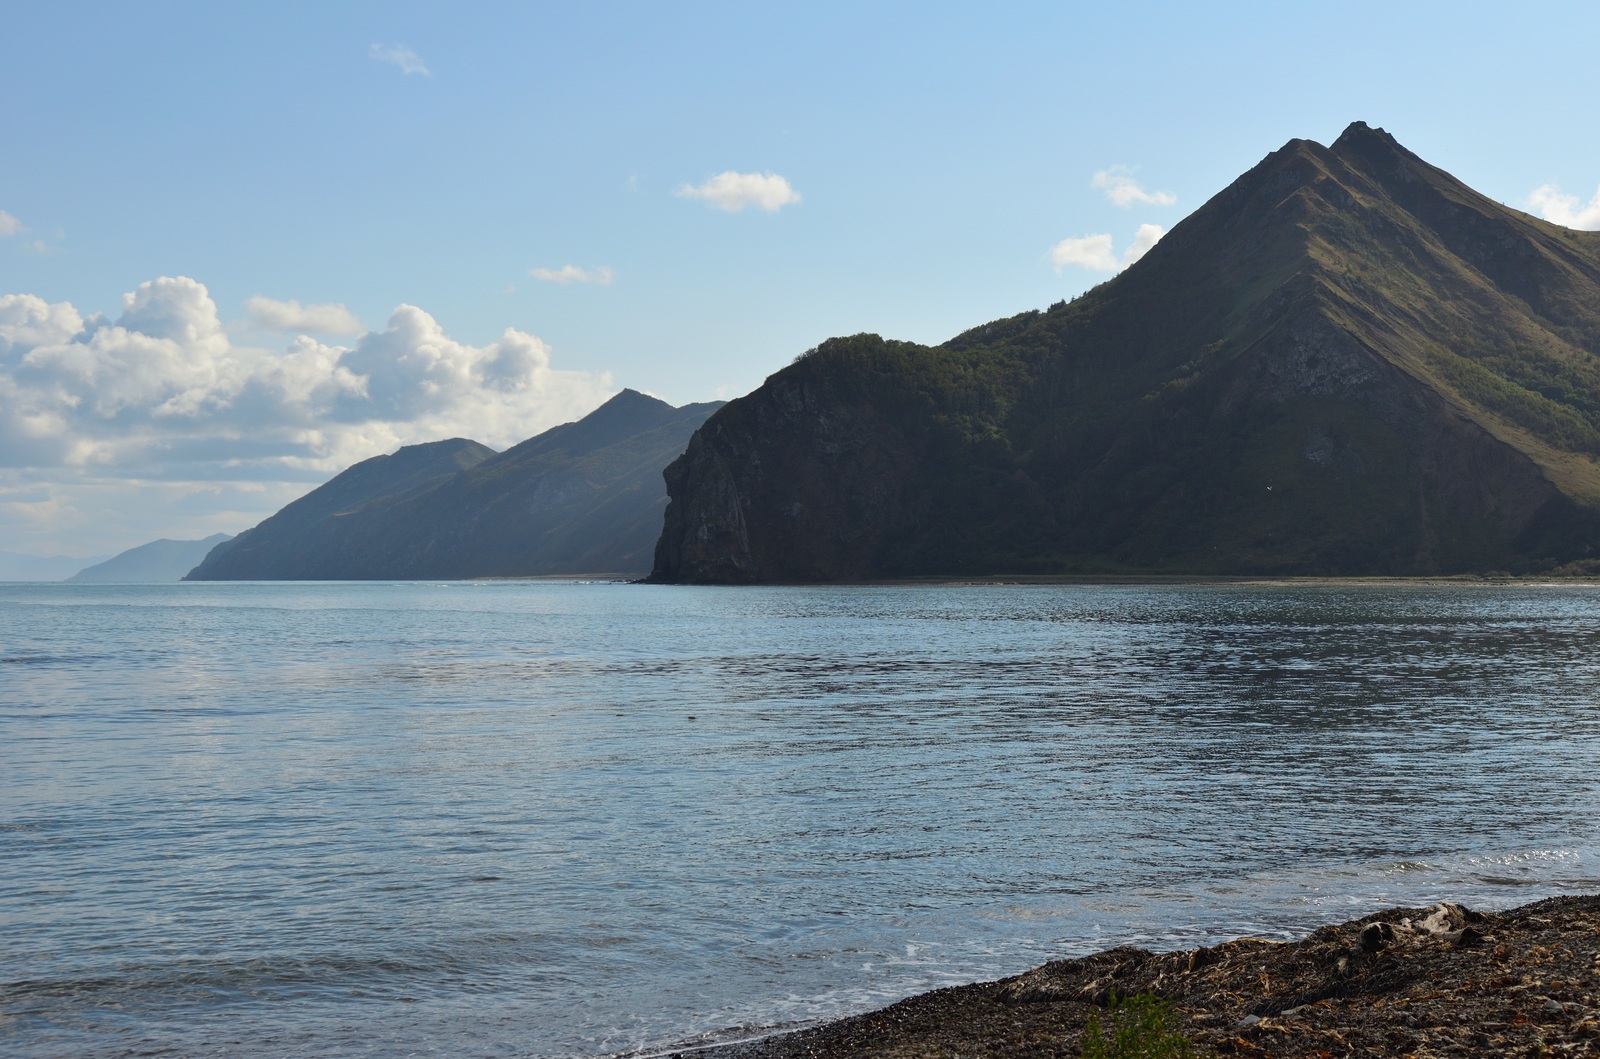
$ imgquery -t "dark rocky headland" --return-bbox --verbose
[652,122,1600,583]
[673,894,1600,1057]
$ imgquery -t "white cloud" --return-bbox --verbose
[1,293,84,353]
[676,171,801,212]
[370,43,430,76]
[0,276,613,553]
[529,265,615,285]
[245,295,364,336]
[1050,224,1167,273]
[1093,167,1177,208]
[1049,233,1118,271]
[1121,223,1166,266]
[1528,183,1600,230]
[0,210,21,238]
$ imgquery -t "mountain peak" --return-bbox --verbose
[1332,120,1394,146]
[600,388,672,412]
[569,388,676,436]
[652,125,1600,582]
[1329,121,1428,181]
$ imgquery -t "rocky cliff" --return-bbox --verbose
[651,123,1600,582]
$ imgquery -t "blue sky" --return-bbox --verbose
[4,0,1600,558]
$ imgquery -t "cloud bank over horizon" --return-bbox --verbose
[0,277,613,555]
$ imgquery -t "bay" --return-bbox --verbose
[2,581,1598,1057]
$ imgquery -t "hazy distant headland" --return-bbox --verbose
[184,390,720,580]
[66,535,232,583]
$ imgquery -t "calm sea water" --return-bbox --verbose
[3,581,1599,1057]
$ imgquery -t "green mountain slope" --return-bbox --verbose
[651,123,1600,582]
[188,391,720,580]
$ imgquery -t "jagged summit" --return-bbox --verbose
[651,126,1600,582]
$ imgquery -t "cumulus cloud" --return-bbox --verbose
[0,276,613,553]
[0,293,84,353]
[245,295,364,336]
[1528,183,1600,230]
[0,210,21,238]
[1050,224,1167,273]
[1093,167,1177,208]
[676,171,801,212]
[1049,233,1118,272]
[1122,223,1166,266]
[529,265,615,285]
[370,43,430,76]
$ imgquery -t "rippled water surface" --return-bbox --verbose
[3,581,1599,1057]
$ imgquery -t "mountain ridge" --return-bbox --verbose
[188,391,720,580]
[650,123,1600,583]
[69,534,233,583]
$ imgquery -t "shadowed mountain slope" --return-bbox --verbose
[651,123,1600,582]
[188,391,720,580]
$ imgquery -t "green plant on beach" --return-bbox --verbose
[1080,992,1207,1059]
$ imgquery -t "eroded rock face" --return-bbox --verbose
[653,371,923,583]
[1240,308,1381,403]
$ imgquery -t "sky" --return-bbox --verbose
[4,0,1600,559]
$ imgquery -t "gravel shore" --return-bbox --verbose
[672,894,1600,1057]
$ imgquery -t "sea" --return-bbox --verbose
[3,580,1598,1057]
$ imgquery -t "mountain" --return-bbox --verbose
[651,123,1600,583]
[0,551,109,582]
[187,391,721,580]
[68,534,233,582]
[185,438,495,579]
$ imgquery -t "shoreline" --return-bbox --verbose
[864,574,1600,588]
[668,894,1600,1057]
[643,573,1600,588]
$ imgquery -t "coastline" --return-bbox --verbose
[669,894,1600,1058]
[637,573,1600,588]
[860,573,1600,588]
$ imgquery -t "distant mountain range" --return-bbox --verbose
[186,390,721,580]
[68,534,233,583]
[652,122,1600,581]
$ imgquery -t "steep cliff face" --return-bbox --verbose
[652,123,1600,582]
[654,366,928,582]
